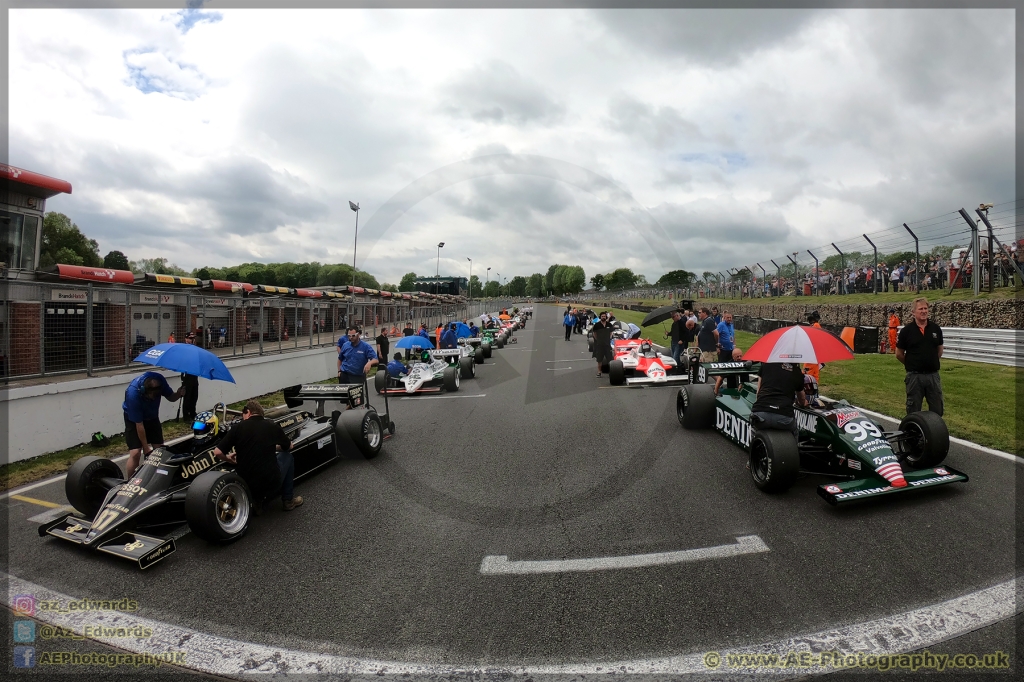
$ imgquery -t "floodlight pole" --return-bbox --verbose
[349,201,360,287]
[831,243,846,295]
[902,223,920,292]
[467,257,472,300]
[863,234,878,294]
[436,242,445,295]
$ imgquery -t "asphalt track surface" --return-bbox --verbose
[2,305,1018,678]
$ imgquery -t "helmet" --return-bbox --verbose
[193,411,219,442]
[640,341,653,355]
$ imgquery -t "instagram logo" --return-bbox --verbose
[12,594,35,616]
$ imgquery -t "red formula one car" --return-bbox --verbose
[608,339,687,386]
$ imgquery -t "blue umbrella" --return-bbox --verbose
[395,335,435,350]
[134,343,235,383]
[453,322,472,338]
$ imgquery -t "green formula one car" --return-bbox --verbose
[480,327,509,349]
[677,362,968,505]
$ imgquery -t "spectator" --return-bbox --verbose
[591,311,614,377]
[376,329,390,360]
[665,311,685,371]
[714,311,735,396]
[895,298,944,416]
[696,308,718,364]
[180,332,200,423]
[218,326,227,347]
[563,308,575,341]
[123,371,186,477]
[887,308,901,355]
[213,400,302,512]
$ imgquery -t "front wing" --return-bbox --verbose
[625,374,690,386]
[817,466,969,505]
[39,514,177,569]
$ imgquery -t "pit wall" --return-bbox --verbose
[2,346,338,464]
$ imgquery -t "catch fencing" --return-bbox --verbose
[0,278,517,383]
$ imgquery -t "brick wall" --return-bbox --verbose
[9,302,40,375]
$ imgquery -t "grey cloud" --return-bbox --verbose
[439,175,577,223]
[441,61,565,125]
[592,9,827,67]
[66,148,328,240]
[652,197,793,246]
[607,94,704,148]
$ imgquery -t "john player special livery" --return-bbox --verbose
[40,384,393,568]
[676,362,968,504]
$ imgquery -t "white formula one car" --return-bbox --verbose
[374,348,471,394]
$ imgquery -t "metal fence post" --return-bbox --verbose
[901,223,920,292]
[86,283,94,377]
[957,208,981,295]
[38,286,45,376]
[862,235,878,294]
[308,301,313,348]
[157,293,162,343]
[259,298,265,355]
[831,243,846,295]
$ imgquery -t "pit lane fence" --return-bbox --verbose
[0,278,518,382]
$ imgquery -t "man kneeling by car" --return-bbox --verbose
[212,400,304,512]
[750,362,808,435]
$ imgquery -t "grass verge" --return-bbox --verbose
[594,286,1019,308]
[586,306,1018,455]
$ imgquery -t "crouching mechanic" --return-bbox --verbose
[750,361,808,435]
[124,371,186,477]
[387,352,409,378]
[213,400,303,512]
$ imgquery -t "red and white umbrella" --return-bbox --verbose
[744,325,854,364]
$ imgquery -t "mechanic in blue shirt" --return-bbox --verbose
[418,324,430,340]
[714,311,736,396]
[337,326,378,386]
[469,321,479,337]
[387,352,409,378]
[440,323,459,349]
[123,371,186,476]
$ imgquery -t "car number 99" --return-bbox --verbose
[844,420,882,442]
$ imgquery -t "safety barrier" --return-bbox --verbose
[936,327,1022,367]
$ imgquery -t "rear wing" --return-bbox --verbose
[691,361,761,384]
[284,383,365,412]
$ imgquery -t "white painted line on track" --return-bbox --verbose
[2,570,1016,678]
[832,402,1024,466]
[546,368,574,371]
[27,505,76,524]
[544,359,591,363]
[399,394,487,400]
[480,535,769,575]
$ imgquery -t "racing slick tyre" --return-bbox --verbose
[374,370,388,394]
[749,430,799,493]
[337,408,384,459]
[473,347,485,364]
[496,335,505,349]
[676,353,690,375]
[588,338,594,353]
[609,360,626,386]
[677,384,716,429]
[481,342,492,359]
[459,356,475,379]
[185,471,252,543]
[897,411,949,468]
[443,365,461,392]
[66,456,124,518]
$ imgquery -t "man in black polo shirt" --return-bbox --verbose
[895,297,944,416]
[751,362,807,435]
[213,400,303,512]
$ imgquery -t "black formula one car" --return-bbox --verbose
[678,361,967,504]
[40,384,393,569]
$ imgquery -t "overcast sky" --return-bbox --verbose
[11,6,1015,285]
